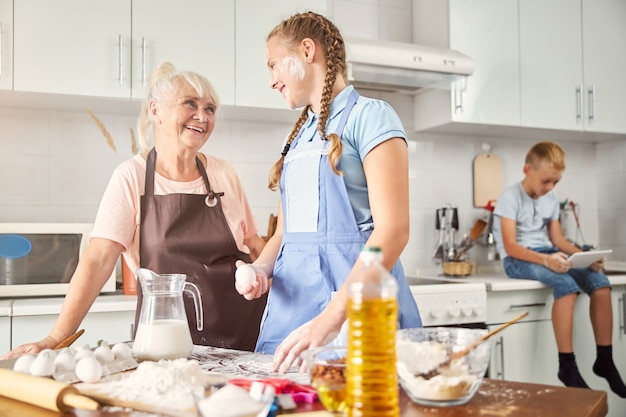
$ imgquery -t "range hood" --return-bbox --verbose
[345,38,473,93]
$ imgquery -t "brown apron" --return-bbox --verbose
[135,148,267,351]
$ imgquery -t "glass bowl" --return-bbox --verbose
[300,346,347,415]
[396,327,491,407]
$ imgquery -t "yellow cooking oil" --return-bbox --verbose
[346,247,399,417]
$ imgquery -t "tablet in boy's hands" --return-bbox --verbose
[567,250,613,268]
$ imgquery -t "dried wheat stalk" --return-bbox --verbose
[86,109,117,153]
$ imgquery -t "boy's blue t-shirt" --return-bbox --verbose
[493,182,560,258]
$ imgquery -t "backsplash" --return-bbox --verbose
[1,102,625,276]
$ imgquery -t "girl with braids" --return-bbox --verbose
[234,11,422,372]
[3,62,267,359]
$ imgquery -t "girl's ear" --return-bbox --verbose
[301,38,316,63]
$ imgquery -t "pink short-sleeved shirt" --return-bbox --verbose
[91,153,259,273]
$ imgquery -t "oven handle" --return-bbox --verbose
[509,302,546,309]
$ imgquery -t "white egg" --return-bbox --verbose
[29,351,55,376]
[235,264,256,286]
[112,342,133,360]
[75,356,103,383]
[94,341,115,363]
[54,350,77,372]
[13,354,36,373]
[74,344,96,361]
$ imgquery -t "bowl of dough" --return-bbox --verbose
[396,327,492,407]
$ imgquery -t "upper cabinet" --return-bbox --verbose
[14,0,131,98]
[13,0,235,103]
[235,1,328,109]
[414,0,626,136]
[520,0,626,134]
[0,0,12,91]
[131,0,235,103]
[413,0,521,130]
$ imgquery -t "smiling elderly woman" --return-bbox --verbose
[1,62,268,360]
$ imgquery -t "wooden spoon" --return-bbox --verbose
[417,310,529,380]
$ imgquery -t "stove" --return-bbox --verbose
[407,275,487,327]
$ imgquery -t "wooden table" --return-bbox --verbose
[0,378,607,417]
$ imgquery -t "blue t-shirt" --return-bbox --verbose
[283,85,407,231]
[492,182,560,258]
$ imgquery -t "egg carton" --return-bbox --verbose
[12,341,139,384]
[53,356,139,383]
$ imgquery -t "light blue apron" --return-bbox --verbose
[255,90,422,354]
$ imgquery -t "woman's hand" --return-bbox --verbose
[0,337,59,360]
[543,252,571,273]
[271,310,344,374]
[234,261,270,300]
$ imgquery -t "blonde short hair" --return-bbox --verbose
[525,141,566,171]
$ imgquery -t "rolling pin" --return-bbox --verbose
[0,368,99,412]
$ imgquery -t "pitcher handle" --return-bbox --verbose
[184,282,203,331]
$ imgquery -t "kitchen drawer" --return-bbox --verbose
[486,288,553,324]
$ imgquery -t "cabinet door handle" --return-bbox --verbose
[618,292,626,335]
[509,303,546,309]
[496,336,505,379]
[118,34,124,86]
[453,79,464,114]
[575,84,583,122]
[587,85,596,123]
[141,37,147,87]
[0,22,3,77]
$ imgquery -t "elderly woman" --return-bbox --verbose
[2,62,267,358]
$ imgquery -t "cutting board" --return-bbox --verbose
[473,152,503,208]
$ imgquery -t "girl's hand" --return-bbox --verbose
[234,261,270,300]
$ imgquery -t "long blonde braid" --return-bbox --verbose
[267,12,347,191]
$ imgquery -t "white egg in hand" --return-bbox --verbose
[235,264,256,286]
[75,356,103,383]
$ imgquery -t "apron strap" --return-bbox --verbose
[145,148,223,206]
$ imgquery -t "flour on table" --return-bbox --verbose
[94,358,212,410]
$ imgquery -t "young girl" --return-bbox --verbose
[235,11,422,373]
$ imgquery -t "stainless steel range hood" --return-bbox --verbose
[345,38,473,93]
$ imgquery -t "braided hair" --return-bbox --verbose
[267,12,347,191]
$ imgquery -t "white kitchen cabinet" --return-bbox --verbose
[13,1,234,102]
[519,0,626,134]
[131,0,235,103]
[0,300,10,354]
[572,284,626,417]
[234,0,328,109]
[13,0,131,98]
[486,287,560,385]
[11,296,136,350]
[0,0,12,91]
[413,0,521,130]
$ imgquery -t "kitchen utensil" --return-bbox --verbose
[446,207,459,260]
[432,208,446,259]
[54,329,85,349]
[0,368,99,412]
[0,234,32,285]
[473,151,503,208]
[454,218,488,261]
[416,311,529,380]
[132,268,203,361]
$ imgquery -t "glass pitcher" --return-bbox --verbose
[132,268,203,361]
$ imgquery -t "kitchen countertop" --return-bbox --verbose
[0,293,137,316]
[0,377,608,417]
[416,265,626,291]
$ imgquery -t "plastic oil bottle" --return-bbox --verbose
[346,246,399,417]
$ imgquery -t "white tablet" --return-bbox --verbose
[567,250,613,268]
